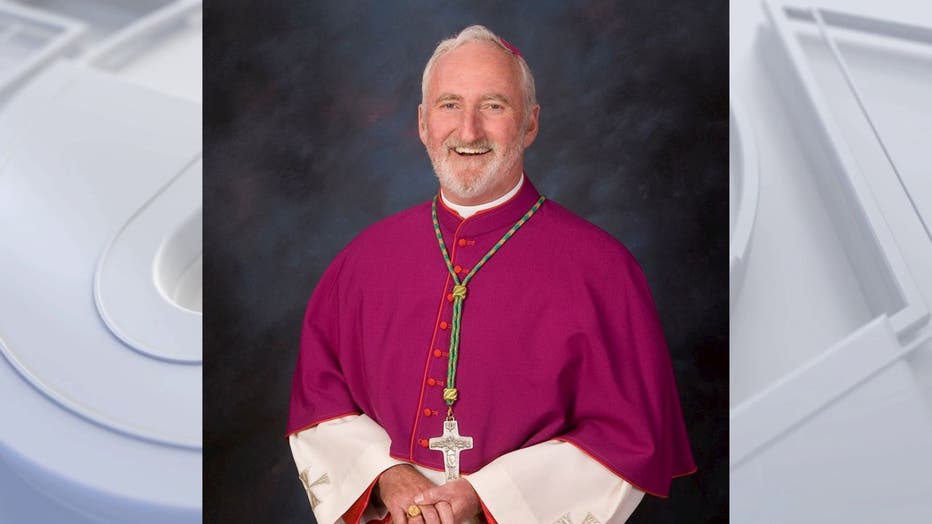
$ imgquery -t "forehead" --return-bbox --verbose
[427,41,522,99]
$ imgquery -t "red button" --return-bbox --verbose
[440,321,448,330]
[447,294,453,302]
[423,408,433,416]
[433,349,442,357]
[419,439,428,448]
[427,378,436,386]
[458,238,467,247]
[454,265,463,274]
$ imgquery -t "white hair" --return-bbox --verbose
[421,25,538,118]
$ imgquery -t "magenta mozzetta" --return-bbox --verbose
[287,179,695,497]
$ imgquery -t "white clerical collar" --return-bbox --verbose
[441,175,524,219]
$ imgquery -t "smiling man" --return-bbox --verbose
[287,26,695,524]
[418,33,536,207]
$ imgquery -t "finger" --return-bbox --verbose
[435,501,455,524]
[420,504,441,524]
[413,485,446,505]
[401,503,425,524]
[388,508,407,524]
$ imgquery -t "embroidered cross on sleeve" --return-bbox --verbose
[298,468,330,508]
[554,512,601,524]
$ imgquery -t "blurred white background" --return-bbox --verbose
[731,0,932,521]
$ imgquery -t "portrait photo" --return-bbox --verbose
[204,1,727,522]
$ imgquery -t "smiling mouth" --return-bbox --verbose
[452,146,492,156]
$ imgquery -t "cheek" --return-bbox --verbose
[428,130,448,149]
[426,117,456,142]
[488,122,521,144]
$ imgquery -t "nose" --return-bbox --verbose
[459,108,482,144]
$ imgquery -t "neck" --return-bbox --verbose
[441,174,524,219]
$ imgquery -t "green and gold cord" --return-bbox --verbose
[431,195,546,409]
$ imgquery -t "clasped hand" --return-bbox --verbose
[377,464,480,523]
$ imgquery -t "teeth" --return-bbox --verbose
[454,147,490,155]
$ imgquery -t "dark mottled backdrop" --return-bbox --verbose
[205,1,727,522]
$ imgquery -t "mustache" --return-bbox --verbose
[444,138,494,150]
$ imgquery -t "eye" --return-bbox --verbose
[483,103,505,112]
[439,102,458,110]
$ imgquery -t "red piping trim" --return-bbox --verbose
[437,192,464,220]
[554,436,696,499]
[435,175,526,222]
[284,411,362,438]
[673,466,699,479]
[407,270,451,458]
[388,454,449,474]
[479,498,499,524]
[408,217,468,458]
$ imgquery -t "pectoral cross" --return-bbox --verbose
[428,419,473,481]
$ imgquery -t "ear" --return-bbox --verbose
[522,104,540,148]
[418,104,428,147]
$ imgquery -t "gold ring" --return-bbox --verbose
[406,504,422,518]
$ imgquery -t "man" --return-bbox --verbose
[287,25,695,523]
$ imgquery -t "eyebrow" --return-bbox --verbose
[433,93,512,104]
[480,94,510,104]
[434,93,463,104]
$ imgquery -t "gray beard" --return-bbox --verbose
[429,139,524,201]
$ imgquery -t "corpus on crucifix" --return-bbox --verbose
[428,419,474,481]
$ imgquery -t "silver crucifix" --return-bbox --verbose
[428,419,473,481]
